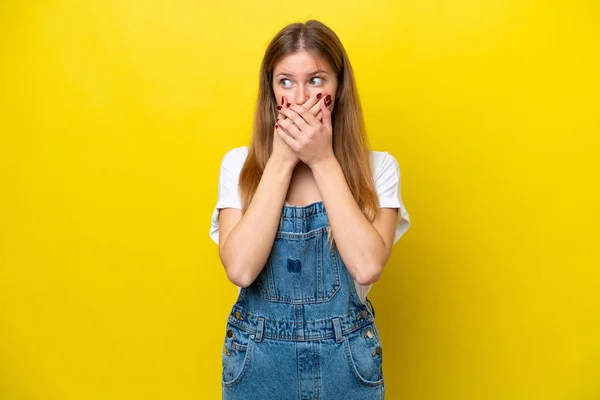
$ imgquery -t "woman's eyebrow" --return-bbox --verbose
[275,70,328,77]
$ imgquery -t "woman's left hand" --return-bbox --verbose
[276,96,335,169]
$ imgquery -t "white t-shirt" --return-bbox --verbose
[210,146,411,303]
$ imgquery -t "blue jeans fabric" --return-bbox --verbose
[222,201,385,399]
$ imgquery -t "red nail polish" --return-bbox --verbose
[277,106,282,110]
[275,124,279,129]
[281,96,284,105]
[316,93,322,100]
[324,95,332,106]
[286,103,291,107]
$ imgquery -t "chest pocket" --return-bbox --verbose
[258,226,341,304]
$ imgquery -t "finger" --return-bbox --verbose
[276,125,299,151]
[278,105,312,131]
[286,103,319,127]
[275,122,294,142]
[276,95,289,121]
[315,109,322,122]
[277,110,288,121]
[300,92,324,112]
[308,96,325,118]
[320,98,332,131]
[277,115,302,139]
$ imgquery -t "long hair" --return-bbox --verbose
[239,20,380,250]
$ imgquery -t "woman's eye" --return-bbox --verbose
[279,77,323,88]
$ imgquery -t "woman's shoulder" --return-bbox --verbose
[220,146,249,169]
[223,145,249,161]
[370,149,400,178]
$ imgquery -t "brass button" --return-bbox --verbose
[226,329,235,338]
[365,329,374,339]
[356,310,369,320]
[234,311,244,320]
[372,346,382,356]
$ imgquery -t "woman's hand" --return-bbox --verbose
[275,94,335,169]
[271,93,325,168]
[277,94,324,124]
[271,116,300,169]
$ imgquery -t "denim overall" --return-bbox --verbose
[221,201,385,399]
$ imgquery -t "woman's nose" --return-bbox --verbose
[295,87,309,104]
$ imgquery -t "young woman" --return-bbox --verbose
[210,19,411,399]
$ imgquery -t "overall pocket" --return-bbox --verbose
[258,226,341,304]
[343,322,384,387]
[221,322,254,387]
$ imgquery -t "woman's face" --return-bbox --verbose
[272,50,338,111]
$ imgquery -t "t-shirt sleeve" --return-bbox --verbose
[209,148,245,245]
[375,152,411,245]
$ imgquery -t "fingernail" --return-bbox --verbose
[324,95,332,106]
[275,124,279,129]
[281,96,284,105]
[286,103,291,107]
[277,106,282,110]
[316,93,322,100]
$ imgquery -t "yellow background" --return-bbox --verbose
[1,1,599,399]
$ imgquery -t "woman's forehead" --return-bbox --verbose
[274,51,331,76]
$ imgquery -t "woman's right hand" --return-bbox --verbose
[272,115,299,168]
